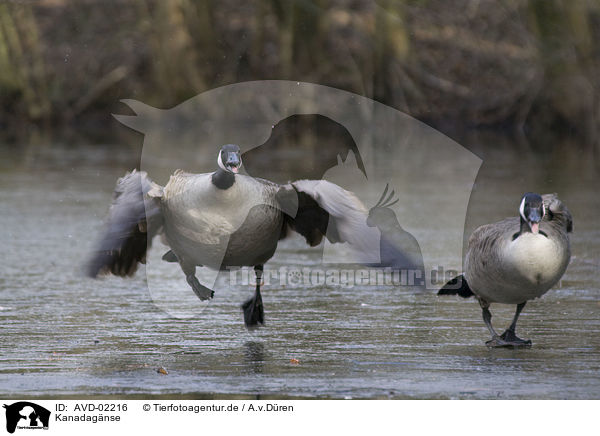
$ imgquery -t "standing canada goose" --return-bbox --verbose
[439,192,573,347]
[87,144,379,328]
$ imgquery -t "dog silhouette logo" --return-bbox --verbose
[3,402,50,433]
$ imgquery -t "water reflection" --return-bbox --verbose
[243,341,266,374]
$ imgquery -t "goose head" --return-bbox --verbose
[519,192,545,234]
[217,144,242,174]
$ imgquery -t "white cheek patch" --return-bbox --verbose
[519,196,526,221]
[217,152,227,171]
[542,202,546,218]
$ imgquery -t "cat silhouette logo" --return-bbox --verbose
[3,402,50,433]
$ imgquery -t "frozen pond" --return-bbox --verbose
[0,137,598,399]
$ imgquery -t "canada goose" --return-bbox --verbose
[439,192,572,347]
[87,144,379,328]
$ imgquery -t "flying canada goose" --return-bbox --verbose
[87,144,381,328]
[439,192,572,347]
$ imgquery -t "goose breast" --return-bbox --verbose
[465,221,570,304]
[161,172,283,267]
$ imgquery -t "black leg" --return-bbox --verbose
[507,301,526,332]
[241,265,265,329]
[480,300,506,347]
[480,298,532,348]
[482,306,500,338]
[499,302,531,346]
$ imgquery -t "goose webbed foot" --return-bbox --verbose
[480,300,531,348]
[499,329,532,347]
[485,301,531,347]
[242,289,264,329]
[186,274,214,301]
[485,335,507,348]
[485,332,532,348]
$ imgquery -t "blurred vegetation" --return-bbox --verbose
[0,0,599,146]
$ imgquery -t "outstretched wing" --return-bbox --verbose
[276,179,380,262]
[87,170,164,277]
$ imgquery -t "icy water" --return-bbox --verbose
[0,137,598,399]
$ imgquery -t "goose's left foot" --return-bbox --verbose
[485,335,508,348]
[485,332,531,348]
[499,329,532,347]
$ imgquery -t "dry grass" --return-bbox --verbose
[0,0,598,145]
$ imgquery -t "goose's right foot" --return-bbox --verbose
[186,274,214,301]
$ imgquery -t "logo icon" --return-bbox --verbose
[3,402,50,434]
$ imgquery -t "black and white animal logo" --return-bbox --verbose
[3,402,50,434]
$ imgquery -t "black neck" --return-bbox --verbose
[512,217,530,240]
[211,168,235,190]
[513,216,547,240]
[519,216,530,235]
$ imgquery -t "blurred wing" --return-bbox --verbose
[542,193,573,232]
[276,179,381,262]
[87,170,164,277]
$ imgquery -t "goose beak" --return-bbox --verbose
[226,153,241,173]
[527,209,542,234]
